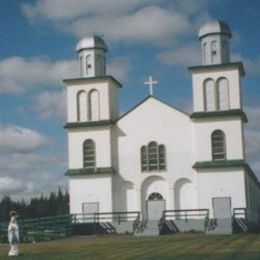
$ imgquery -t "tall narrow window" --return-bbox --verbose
[217,78,229,110]
[83,139,96,169]
[77,90,87,121]
[86,55,91,76]
[148,142,158,171]
[158,145,166,170]
[141,146,148,172]
[211,130,226,161]
[88,90,100,121]
[211,40,218,63]
[141,142,166,172]
[204,79,215,111]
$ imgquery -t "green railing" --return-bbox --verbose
[0,214,73,243]
[72,211,140,224]
[161,209,209,222]
[233,208,247,219]
[159,209,210,232]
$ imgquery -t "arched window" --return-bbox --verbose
[217,77,229,110]
[88,89,100,121]
[83,139,96,169]
[204,79,215,111]
[211,130,226,161]
[211,40,218,63]
[148,192,163,201]
[141,146,148,172]
[86,55,91,76]
[77,90,88,122]
[141,142,166,172]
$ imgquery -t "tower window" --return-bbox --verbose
[203,77,230,112]
[83,139,96,169]
[211,40,218,63]
[86,55,91,75]
[217,77,229,110]
[211,130,226,161]
[141,142,166,172]
[88,89,100,121]
[204,78,215,111]
[77,90,88,122]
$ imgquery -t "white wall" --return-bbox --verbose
[68,127,112,169]
[116,98,198,212]
[69,175,113,214]
[66,79,119,123]
[192,67,242,112]
[197,169,246,217]
[193,118,245,161]
[117,98,196,186]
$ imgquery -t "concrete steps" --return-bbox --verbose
[134,220,160,236]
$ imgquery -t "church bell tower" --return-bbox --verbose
[64,36,121,215]
[189,20,247,163]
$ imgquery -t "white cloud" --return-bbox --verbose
[158,45,201,66]
[108,57,131,82]
[232,53,260,76]
[33,89,67,121]
[0,55,132,94]
[0,57,78,93]
[0,125,51,153]
[0,177,27,195]
[22,0,150,21]
[22,1,206,46]
[65,6,191,45]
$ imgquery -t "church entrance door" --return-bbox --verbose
[147,192,165,220]
[82,202,99,222]
[212,197,231,219]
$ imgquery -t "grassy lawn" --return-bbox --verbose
[1,234,260,259]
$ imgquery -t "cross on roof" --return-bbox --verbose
[144,76,158,96]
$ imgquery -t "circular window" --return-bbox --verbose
[148,192,163,201]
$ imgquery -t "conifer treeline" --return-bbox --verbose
[0,188,69,222]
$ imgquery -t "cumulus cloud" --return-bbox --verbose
[22,0,150,21]
[108,57,132,82]
[0,57,78,93]
[0,125,51,153]
[232,53,260,76]
[33,89,67,121]
[0,55,131,94]
[158,45,201,66]
[65,6,191,45]
[0,129,67,200]
[0,177,27,195]
[21,0,210,45]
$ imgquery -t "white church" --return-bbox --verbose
[64,21,260,233]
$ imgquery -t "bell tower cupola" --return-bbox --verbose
[76,36,108,78]
[199,20,231,65]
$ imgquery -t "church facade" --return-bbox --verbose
[64,21,260,225]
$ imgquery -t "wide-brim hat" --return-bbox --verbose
[9,211,19,217]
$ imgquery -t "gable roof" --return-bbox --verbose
[116,95,189,122]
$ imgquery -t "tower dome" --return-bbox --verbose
[198,20,232,65]
[76,36,108,78]
[76,36,108,52]
[198,20,232,39]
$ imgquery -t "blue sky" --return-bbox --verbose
[0,0,260,200]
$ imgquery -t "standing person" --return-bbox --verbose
[7,211,20,257]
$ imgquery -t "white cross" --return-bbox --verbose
[144,76,158,96]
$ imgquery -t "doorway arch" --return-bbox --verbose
[141,176,168,220]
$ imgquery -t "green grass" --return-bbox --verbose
[1,234,260,259]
